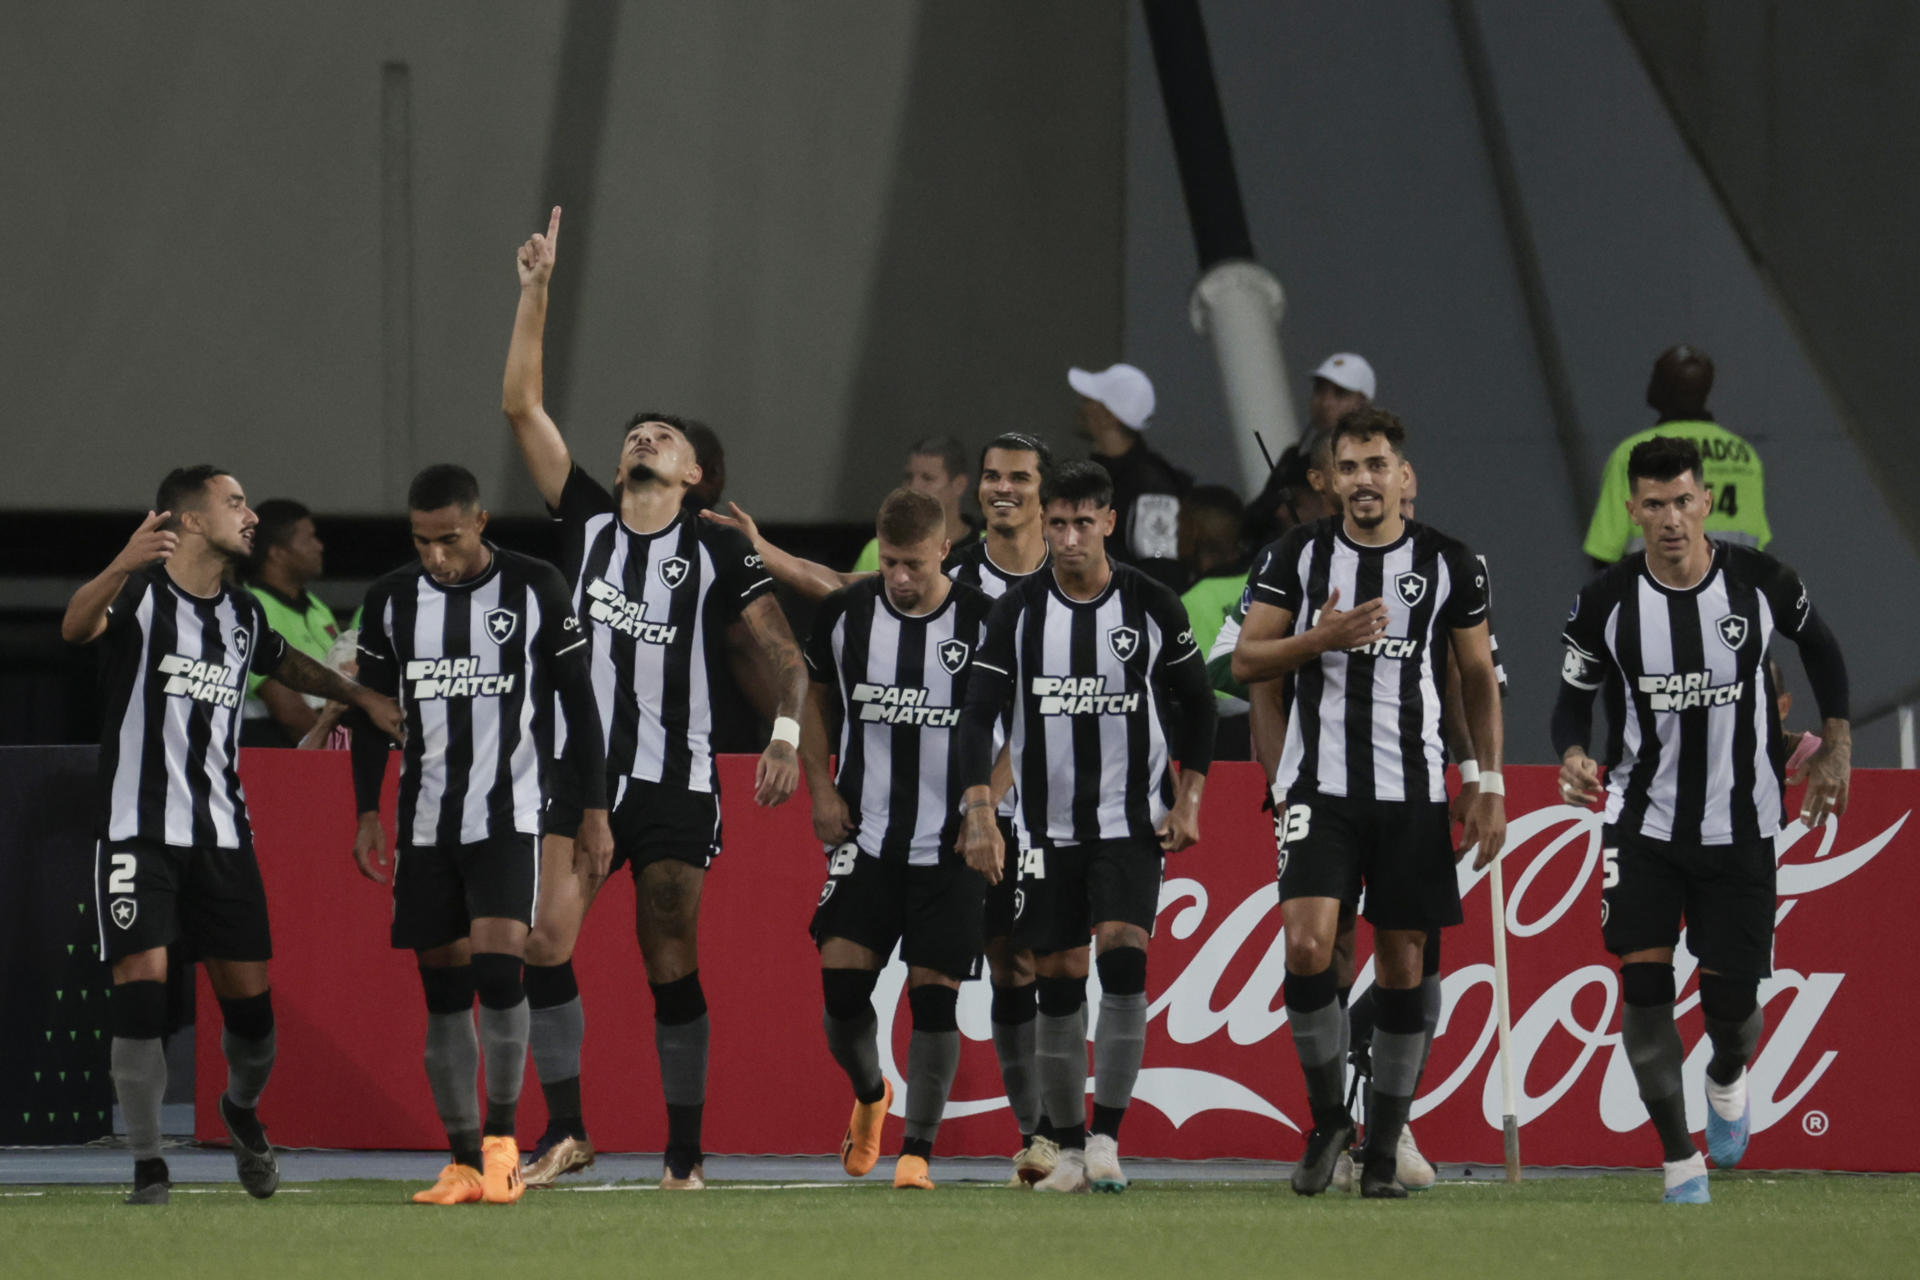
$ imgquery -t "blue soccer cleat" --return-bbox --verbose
[1662,1153,1711,1204]
[1705,1081,1752,1169]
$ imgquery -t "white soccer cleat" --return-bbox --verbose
[1084,1134,1127,1193]
[1395,1125,1435,1190]
[1010,1135,1060,1187]
[1032,1146,1090,1193]
[1330,1148,1356,1193]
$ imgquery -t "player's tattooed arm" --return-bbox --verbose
[800,682,853,844]
[1450,620,1506,868]
[701,501,866,603]
[271,649,406,742]
[62,511,179,644]
[1795,720,1851,826]
[738,594,806,806]
[502,206,574,509]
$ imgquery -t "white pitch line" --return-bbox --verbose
[557,1181,858,1193]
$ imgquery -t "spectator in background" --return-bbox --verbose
[241,500,342,747]
[1584,345,1771,566]
[1069,362,1189,589]
[1178,485,1254,759]
[683,421,728,513]
[851,437,977,571]
[1243,352,1375,550]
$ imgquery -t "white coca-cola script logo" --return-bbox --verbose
[868,803,1907,1139]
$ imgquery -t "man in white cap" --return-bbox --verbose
[1069,362,1190,590]
[1243,353,1378,551]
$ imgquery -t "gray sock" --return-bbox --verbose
[904,1029,961,1143]
[1366,1026,1426,1159]
[529,995,585,1084]
[991,1016,1043,1135]
[1287,999,1349,1118]
[1035,1006,1088,1131]
[1092,991,1148,1111]
[1705,1007,1764,1086]
[222,1028,275,1110]
[424,1010,481,1134]
[1622,1001,1695,1162]
[110,1036,167,1162]
[1417,973,1443,1077]
[656,1014,709,1106]
[823,1010,884,1100]
[479,1000,530,1111]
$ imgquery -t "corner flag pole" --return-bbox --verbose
[1487,847,1522,1183]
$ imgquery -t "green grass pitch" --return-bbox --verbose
[9,1175,1920,1279]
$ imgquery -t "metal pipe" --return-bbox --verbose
[1900,703,1915,770]
[1189,262,1298,493]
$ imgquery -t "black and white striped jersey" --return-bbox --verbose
[805,578,993,865]
[92,566,289,848]
[1253,518,1490,803]
[552,466,773,794]
[355,547,592,847]
[946,540,1049,601]
[1561,543,1818,845]
[963,563,1216,846]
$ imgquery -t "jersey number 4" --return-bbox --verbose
[1018,846,1045,880]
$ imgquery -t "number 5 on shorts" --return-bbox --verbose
[108,852,137,895]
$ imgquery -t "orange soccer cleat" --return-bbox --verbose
[412,1162,484,1205]
[482,1135,525,1204]
[839,1079,894,1177]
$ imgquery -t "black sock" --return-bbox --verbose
[1090,1103,1126,1141]
[542,1077,584,1138]
[484,1099,517,1137]
[132,1156,169,1189]
[452,1137,483,1170]
[901,1136,933,1160]
[665,1103,703,1171]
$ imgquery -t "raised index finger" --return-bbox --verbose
[546,205,562,247]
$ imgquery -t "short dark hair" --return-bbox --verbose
[1041,459,1113,509]
[907,436,969,482]
[155,465,232,529]
[1647,345,1714,418]
[408,463,482,513]
[1626,435,1704,491]
[876,487,946,547]
[1329,407,1408,460]
[247,499,312,571]
[1184,483,1244,523]
[682,420,724,471]
[977,432,1054,480]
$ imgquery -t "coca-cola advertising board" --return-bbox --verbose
[199,755,1915,1170]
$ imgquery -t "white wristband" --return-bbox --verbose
[770,716,801,748]
[1477,770,1504,796]
[1457,760,1480,785]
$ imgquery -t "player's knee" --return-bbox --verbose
[470,951,524,1011]
[1285,933,1334,976]
[650,971,707,1026]
[1094,946,1148,997]
[907,983,959,1033]
[820,968,878,1022]
[1697,972,1758,1023]
[418,963,476,1015]
[217,990,274,1041]
[1036,974,1086,1017]
[110,979,168,1040]
[1619,961,1675,1008]
[523,928,572,968]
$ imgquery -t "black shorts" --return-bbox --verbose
[1013,837,1164,955]
[1275,788,1462,932]
[1600,825,1776,980]
[982,815,1023,942]
[391,832,539,951]
[546,762,721,873]
[810,844,986,982]
[95,837,272,964]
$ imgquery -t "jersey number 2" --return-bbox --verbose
[107,852,137,895]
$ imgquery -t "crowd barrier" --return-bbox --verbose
[191,753,1916,1170]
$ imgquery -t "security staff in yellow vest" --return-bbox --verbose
[1585,345,1771,566]
[241,500,343,746]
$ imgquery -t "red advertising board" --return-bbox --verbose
[198,754,1916,1169]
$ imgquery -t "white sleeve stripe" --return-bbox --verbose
[1253,583,1292,597]
[1163,647,1199,665]
[974,661,1009,675]
[552,638,589,657]
[741,577,774,597]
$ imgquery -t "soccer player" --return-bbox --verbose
[707,431,1064,1183]
[955,459,1217,1194]
[62,466,403,1205]
[1554,435,1850,1203]
[799,489,1000,1189]
[1231,409,1506,1199]
[503,208,806,1190]
[347,464,614,1206]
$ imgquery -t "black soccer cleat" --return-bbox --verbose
[126,1157,171,1206]
[1359,1153,1408,1200]
[221,1095,280,1199]
[1290,1119,1356,1196]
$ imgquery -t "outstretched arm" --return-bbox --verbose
[701,501,867,603]
[502,206,575,509]
[271,649,405,742]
